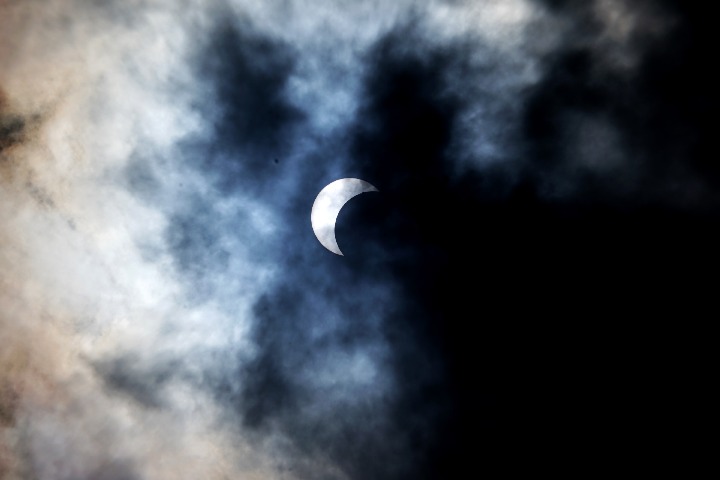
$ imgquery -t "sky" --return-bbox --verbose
[0,1,715,478]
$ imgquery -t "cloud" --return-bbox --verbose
[1,0,716,478]
[523,0,719,206]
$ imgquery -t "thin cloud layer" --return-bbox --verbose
[1,1,715,479]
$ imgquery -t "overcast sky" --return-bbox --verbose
[1,1,715,479]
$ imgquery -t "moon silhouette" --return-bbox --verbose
[311,178,379,256]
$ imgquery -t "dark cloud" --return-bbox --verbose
[527,0,719,205]
[185,18,305,195]
[0,90,29,160]
[0,89,43,174]
[94,355,178,409]
[233,271,407,479]
[225,25,493,480]
[0,114,25,156]
[341,29,525,477]
[234,9,717,477]
[115,3,715,478]
[157,17,309,295]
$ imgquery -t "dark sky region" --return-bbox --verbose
[0,1,716,479]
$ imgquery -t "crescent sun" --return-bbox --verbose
[311,178,379,256]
